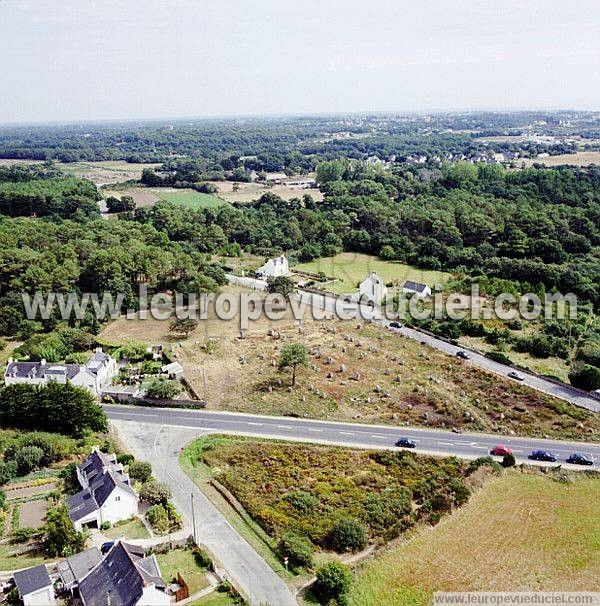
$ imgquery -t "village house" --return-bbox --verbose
[3,347,117,396]
[78,541,169,606]
[57,547,103,596]
[13,564,56,606]
[67,448,139,531]
[402,280,432,298]
[256,255,290,278]
[354,272,388,305]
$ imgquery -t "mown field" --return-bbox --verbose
[185,436,473,555]
[175,321,599,441]
[294,252,451,294]
[348,472,600,605]
[156,189,227,209]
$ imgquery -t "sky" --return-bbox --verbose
[0,0,599,123]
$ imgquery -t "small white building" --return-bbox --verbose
[402,280,432,298]
[355,272,388,305]
[4,348,117,396]
[162,361,184,380]
[67,448,139,531]
[13,565,55,606]
[256,255,290,278]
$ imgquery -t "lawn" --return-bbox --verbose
[155,548,211,594]
[0,542,47,571]
[187,591,240,606]
[294,252,451,295]
[348,472,600,605]
[102,517,150,540]
[156,189,227,209]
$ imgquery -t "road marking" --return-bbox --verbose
[308,428,323,432]
[277,425,294,429]
[246,422,263,426]
[371,434,388,439]
[512,449,523,453]
[339,431,355,436]
[438,441,455,446]
[471,446,488,450]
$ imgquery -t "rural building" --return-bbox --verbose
[67,448,139,531]
[256,255,290,278]
[402,280,432,298]
[13,564,55,606]
[4,347,117,396]
[78,542,169,606]
[57,547,103,595]
[355,272,387,305]
[162,360,184,379]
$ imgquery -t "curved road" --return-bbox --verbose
[107,405,600,470]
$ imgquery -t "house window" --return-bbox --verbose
[115,496,121,502]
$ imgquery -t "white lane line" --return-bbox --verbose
[512,449,524,453]
[371,435,388,439]
[438,441,455,446]
[308,428,323,432]
[277,425,294,429]
[339,431,355,436]
[471,446,488,450]
[246,422,263,426]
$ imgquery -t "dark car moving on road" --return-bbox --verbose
[530,450,557,462]
[567,453,594,466]
[396,437,417,448]
[456,350,471,360]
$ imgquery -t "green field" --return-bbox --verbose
[295,252,451,294]
[348,473,600,605]
[157,189,227,209]
[155,548,211,594]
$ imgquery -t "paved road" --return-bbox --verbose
[227,276,600,413]
[106,405,600,469]
[113,419,297,606]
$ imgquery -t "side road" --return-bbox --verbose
[112,420,297,606]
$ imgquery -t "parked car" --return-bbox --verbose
[389,321,402,329]
[507,371,524,381]
[567,453,594,466]
[396,437,417,448]
[490,444,513,456]
[530,450,557,462]
[101,541,115,555]
[456,350,471,360]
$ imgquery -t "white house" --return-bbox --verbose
[78,542,170,606]
[67,448,139,531]
[4,348,117,396]
[355,272,388,305]
[13,565,55,606]
[402,280,432,298]
[256,255,290,278]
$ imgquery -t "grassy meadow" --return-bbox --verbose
[348,472,600,605]
[295,252,451,295]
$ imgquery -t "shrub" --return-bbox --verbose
[467,457,502,475]
[128,461,152,483]
[147,504,169,533]
[44,503,86,556]
[117,453,135,466]
[11,527,36,543]
[0,460,18,485]
[501,454,516,468]
[568,362,600,391]
[13,446,45,476]
[145,377,181,400]
[0,488,5,507]
[314,561,351,604]
[282,491,319,515]
[278,532,314,569]
[327,518,367,553]
[193,547,213,570]
[139,481,171,506]
[485,351,513,365]
[101,521,111,530]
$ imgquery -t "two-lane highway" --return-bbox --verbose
[106,404,600,469]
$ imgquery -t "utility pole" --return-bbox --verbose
[191,492,197,544]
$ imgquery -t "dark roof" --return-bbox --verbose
[66,489,98,522]
[13,564,51,597]
[57,547,103,588]
[5,360,81,380]
[67,470,137,523]
[80,450,117,485]
[79,542,165,606]
[403,280,428,293]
